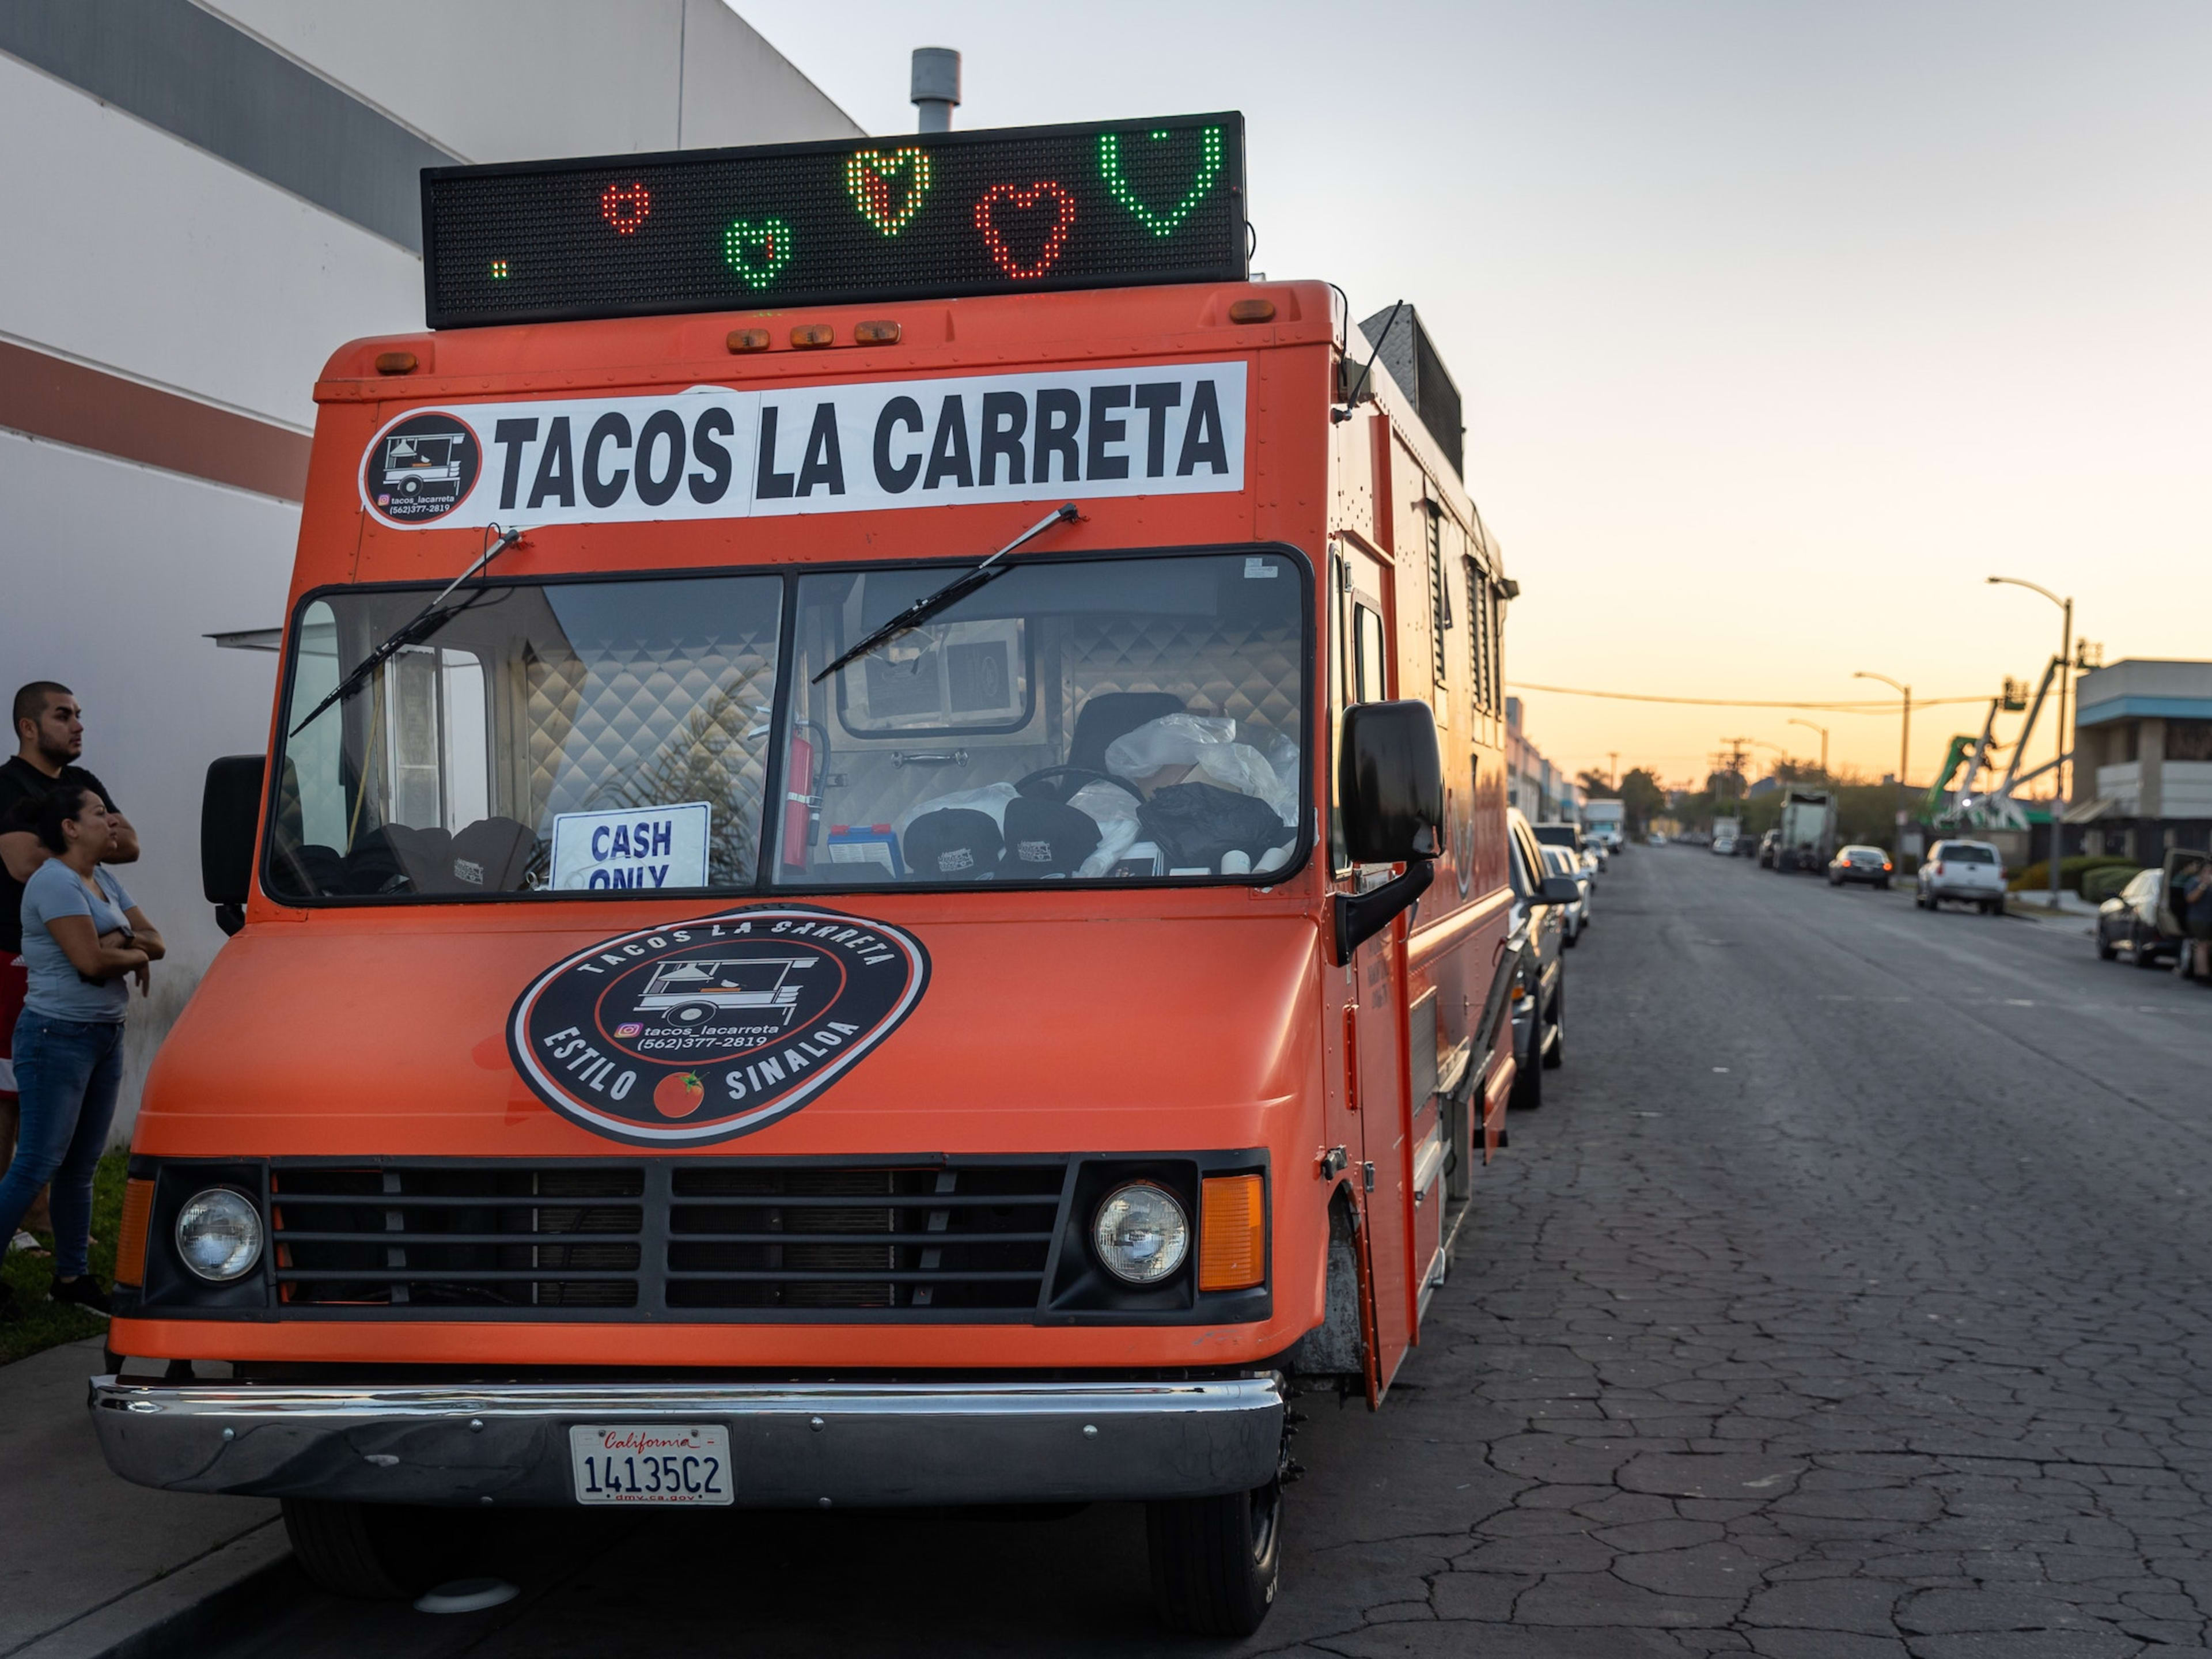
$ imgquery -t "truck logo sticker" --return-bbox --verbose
[355,361,1246,530]
[507,904,929,1146]
[363,411,481,525]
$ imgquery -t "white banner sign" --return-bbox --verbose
[551,804,713,892]
[359,361,1247,531]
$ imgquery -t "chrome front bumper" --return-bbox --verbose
[88,1374,1284,1508]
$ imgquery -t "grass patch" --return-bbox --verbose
[1,1148,127,1367]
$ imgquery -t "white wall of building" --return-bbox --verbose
[203,1,861,162]
[2,6,858,1137]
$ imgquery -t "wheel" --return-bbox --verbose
[2134,930,2164,969]
[1147,1481,1283,1637]
[2097,929,2117,961]
[668,1001,717,1025]
[1509,1034,1544,1110]
[400,476,420,495]
[1877,878,1890,889]
[1541,986,1565,1069]
[1563,917,1579,949]
[280,1500,459,1600]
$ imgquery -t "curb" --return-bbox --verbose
[11,1521,296,1659]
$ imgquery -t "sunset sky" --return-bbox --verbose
[741,0,2212,791]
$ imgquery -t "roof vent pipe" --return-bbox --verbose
[911,47,961,132]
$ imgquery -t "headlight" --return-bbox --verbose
[1092,1183,1190,1285]
[175,1188,264,1282]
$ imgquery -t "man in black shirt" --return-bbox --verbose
[1,682,137,1251]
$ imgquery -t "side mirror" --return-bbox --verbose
[1332,703,1444,964]
[1540,874,1582,906]
[202,755,266,936]
[1339,701,1444,864]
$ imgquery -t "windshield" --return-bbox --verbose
[269,576,782,900]
[775,549,1306,885]
[266,550,1308,902]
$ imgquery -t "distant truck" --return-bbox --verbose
[1582,800,1626,850]
[1711,815,1741,854]
[1772,788,1838,873]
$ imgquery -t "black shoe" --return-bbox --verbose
[51,1276,112,1317]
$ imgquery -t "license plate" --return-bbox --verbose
[570,1425,732,1505]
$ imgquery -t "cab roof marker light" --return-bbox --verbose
[854,320,903,344]
[1228,298,1275,324]
[726,328,771,353]
[790,323,836,349]
[374,351,418,375]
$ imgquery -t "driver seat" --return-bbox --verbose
[1067,691,1187,777]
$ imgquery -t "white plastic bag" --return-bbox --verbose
[1192,744,1297,826]
[1069,779,1142,877]
[1103,714,1237,776]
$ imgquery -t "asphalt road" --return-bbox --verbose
[196,847,2212,1657]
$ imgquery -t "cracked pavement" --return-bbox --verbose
[200,847,2212,1658]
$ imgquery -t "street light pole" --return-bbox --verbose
[1987,577,2074,912]
[1787,718,1830,777]
[1853,671,1911,794]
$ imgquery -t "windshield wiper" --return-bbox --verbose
[289,525,527,736]
[811,503,1077,685]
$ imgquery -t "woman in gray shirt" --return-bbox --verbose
[0,784,163,1320]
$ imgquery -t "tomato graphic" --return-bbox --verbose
[653,1071,706,1118]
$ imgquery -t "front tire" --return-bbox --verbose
[1542,986,1565,1069]
[2097,929,2117,960]
[2135,930,2164,968]
[1147,1480,1282,1637]
[281,1500,458,1600]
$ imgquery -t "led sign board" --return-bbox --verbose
[422,114,1248,329]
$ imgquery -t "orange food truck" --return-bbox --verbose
[90,115,1529,1635]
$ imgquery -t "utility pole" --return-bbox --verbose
[1608,752,1619,790]
[1987,577,2074,911]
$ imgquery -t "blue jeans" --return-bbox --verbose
[0,1013,124,1279]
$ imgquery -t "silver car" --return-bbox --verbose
[1543,843,1591,944]
[1916,839,2007,915]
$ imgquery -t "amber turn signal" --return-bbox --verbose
[790,323,836,349]
[373,350,419,375]
[854,320,903,344]
[726,328,771,353]
[1198,1174,1266,1292]
[114,1178,154,1288]
[1227,298,1276,324]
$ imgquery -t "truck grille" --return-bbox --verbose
[267,1160,1068,1319]
[271,1165,645,1309]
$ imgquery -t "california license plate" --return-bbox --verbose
[570,1425,732,1505]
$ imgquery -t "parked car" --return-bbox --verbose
[1827,844,1894,889]
[1543,843,1590,944]
[2097,868,2180,967]
[1916,839,2008,914]
[1647,831,1667,846]
[1508,810,1573,1109]
[1711,833,1737,857]
[1757,829,1779,868]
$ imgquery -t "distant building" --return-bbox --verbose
[2066,659,2212,859]
[1504,697,1577,821]
[1747,776,1781,799]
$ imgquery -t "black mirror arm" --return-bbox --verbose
[1332,857,1435,965]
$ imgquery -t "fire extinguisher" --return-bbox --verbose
[782,721,828,868]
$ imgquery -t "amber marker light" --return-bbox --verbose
[726,328,771,353]
[1227,298,1276,324]
[854,320,903,344]
[114,1178,154,1288]
[373,351,419,375]
[1199,1174,1266,1292]
[790,323,836,349]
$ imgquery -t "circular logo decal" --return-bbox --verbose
[507,905,929,1146]
[363,410,482,525]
